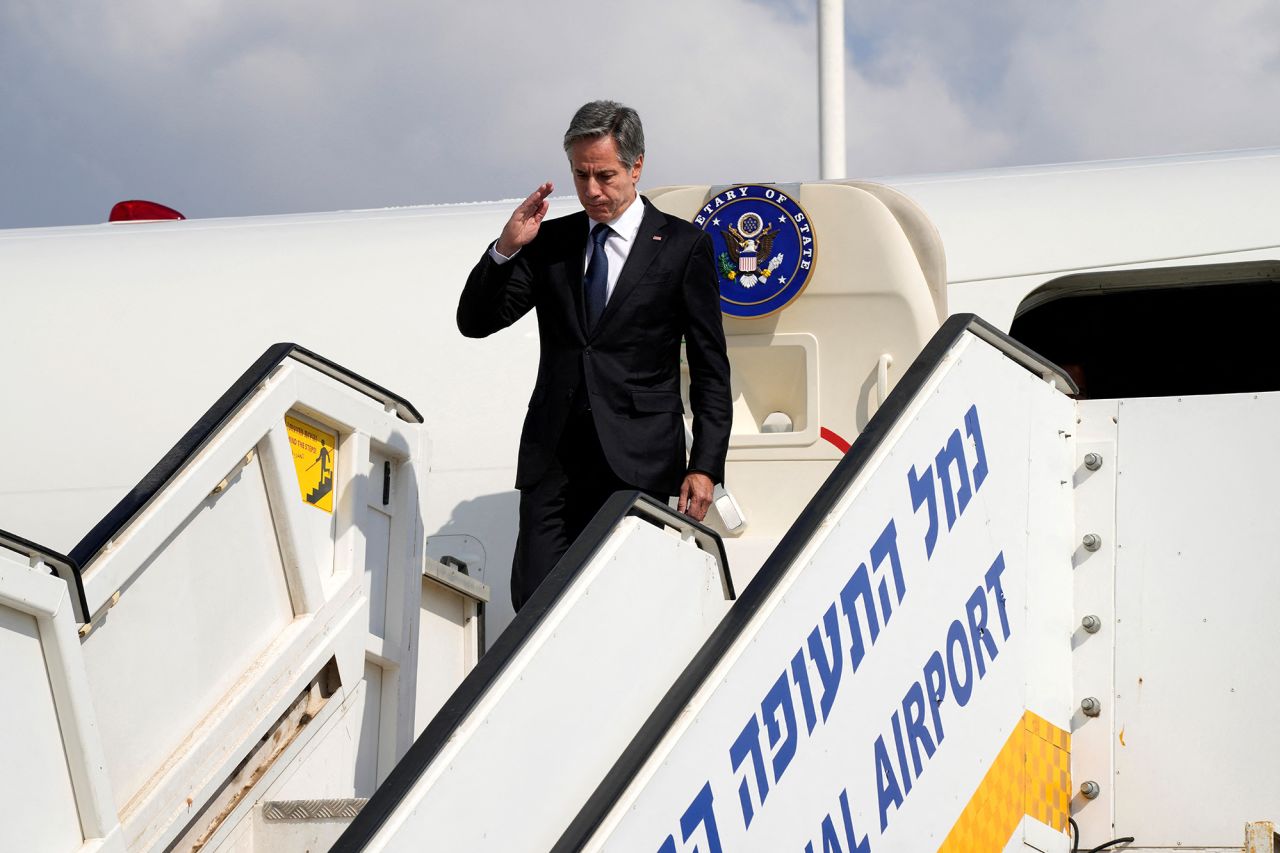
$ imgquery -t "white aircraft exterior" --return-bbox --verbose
[5,147,1275,633]
[3,147,1279,852]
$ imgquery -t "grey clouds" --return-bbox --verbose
[2,0,1278,229]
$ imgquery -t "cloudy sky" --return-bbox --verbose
[3,0,1279,229]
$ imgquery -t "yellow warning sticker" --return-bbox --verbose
[286,415,337,513]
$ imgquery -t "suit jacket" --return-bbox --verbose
[457,197,732,494]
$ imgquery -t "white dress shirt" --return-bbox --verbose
[488,194,646,303]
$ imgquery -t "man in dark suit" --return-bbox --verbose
[457,100,732,610]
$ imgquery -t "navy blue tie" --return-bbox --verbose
[583,223,611,331]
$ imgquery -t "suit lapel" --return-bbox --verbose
[553,212,589,343]
[591,198,668,339]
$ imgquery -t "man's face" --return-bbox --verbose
[569,135,643,222]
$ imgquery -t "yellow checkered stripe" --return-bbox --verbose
[1024,711,1071,833]
[938,710,1071,851]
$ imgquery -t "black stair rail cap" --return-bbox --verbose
[0,528,89,624]
[553,313,1076,851]
[330,491,731,853]
[69,343,423,570]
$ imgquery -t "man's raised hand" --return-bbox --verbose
[496,182,554,257]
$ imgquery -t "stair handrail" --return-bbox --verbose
[0,528,88,622]
[68,343,423,571]
[552,314,1076,851]
[330,490,732,853]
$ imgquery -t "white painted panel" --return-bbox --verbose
[358,664,384,797]
[1112,393,1280,846]
[370,517,731,852]
[0,206,541,630]
[364,509,391,638]
[416,579,468,731]
[590,336,1076,852]
[81,458,294,805]
[424,533,489,588]
[1023,381,1076,725]
[713,459,837,542]
[886,150,1280,285]
[0,605,84,853]
[1070,401,1119,842]
[267,687,371,801]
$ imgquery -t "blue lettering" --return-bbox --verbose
[907,464,938,559]
[864,555,1014,836]
[890,710,913,795]
[729,715,768,828]
[791,649,818,735]
[901,681,937,777]
[965,585,997,678]
[922,650,947,744]
[985,552,1011,640]
[838,788,872,853]
[762,672,799,783]
[820,813,844,853]
[946,619,974,707]
[679,782,723,853]
[964,404,988,490]
[870,519,906,620]
[807,604,844,722]
[935,429,973,529]
[839,563,879,674]
[807,789,872,853]
[873,735,904,832]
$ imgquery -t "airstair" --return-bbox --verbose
[1,345,481,853]
[332,492,735,853]
[11,320,1280,853]
[332,313,1280,852]
[553,315,1080,852]
[0,344,736,853]
[329,315,1080,852]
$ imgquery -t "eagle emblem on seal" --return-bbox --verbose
[720,211,784,289]
[694,184,816,318]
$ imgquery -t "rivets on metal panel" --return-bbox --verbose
[1082,533,1102,551]
[1083,452,1103,471]
[1081,696,1102,717]
[1080,780,1101,800]
[1081,614,1102,634]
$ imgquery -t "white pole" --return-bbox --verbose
[817,0,847,180]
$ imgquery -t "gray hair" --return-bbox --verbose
[563,100,645,169]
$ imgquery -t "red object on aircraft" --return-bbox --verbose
[108,200,186,222]
[820,426,851,454]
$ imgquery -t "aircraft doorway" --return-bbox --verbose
[1008,261,1280,399]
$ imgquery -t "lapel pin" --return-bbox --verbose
[652,235,663,241]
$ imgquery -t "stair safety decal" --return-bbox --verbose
[286,414,337,512]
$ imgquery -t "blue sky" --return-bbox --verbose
[3,0,1278,228]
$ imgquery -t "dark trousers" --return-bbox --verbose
[511,410,667,611]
